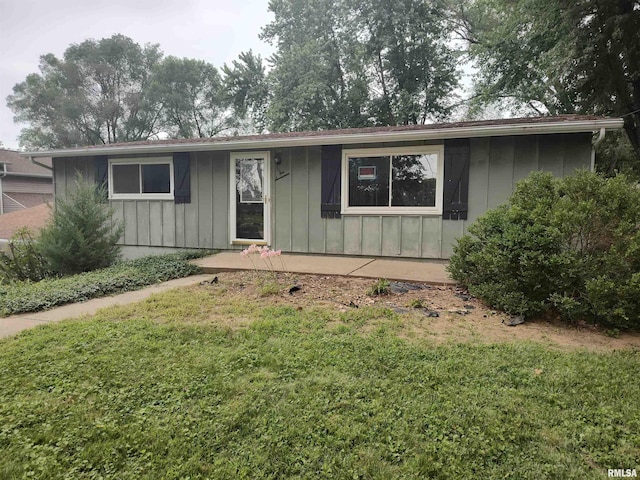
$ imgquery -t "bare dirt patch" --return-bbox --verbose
[196,271,640,352]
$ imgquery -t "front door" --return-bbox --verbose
[230,152,270,244]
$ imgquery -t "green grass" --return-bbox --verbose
[0,251,208,316]
[0,293,638,479]
[257,277,282,297]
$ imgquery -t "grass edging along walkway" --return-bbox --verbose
[0,283,638,479]
[0,251,208,317]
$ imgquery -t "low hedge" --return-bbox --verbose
[0,251,207,316]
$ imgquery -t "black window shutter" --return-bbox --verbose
[94,156,108,200]
[94,156,108,189]
[173,152,191,204]
[321,145,342,218]
[442,138,470,220]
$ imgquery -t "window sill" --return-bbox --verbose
[232,239,268,246]
[109,194,174,201]
[341,207,442,216]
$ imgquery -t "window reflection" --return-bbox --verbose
[239,159,263,203]
[391,154,437,207]
[348,156,389,207]
[347,153,437,208]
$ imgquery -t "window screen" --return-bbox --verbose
[112,164,140,194]
[141,164,171,193]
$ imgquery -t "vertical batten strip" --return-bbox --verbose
[418,216,424,258]
[134,201,138,245]
[147,200,151,245]
[359,216,363,256]
[305,147,310,252]
[289,149,293,251]
[378,216,382,256]
[210,153,215,248]
[397,216,402,256]
[323,217,327,253]
[194,157,199,247]
[121,201,125,244]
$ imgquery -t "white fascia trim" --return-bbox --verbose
[21,118,625,158]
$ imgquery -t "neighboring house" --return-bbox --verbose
[0,203,51,245]
[0,149,53,215]
[22,115,623,259]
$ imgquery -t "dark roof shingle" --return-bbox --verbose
[0,203,51,240]
[0,149,52,176]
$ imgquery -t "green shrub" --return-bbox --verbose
[0,228,51,283]
[0,252,206,316]
[448,170,640,329]
[38,174,124,275]
[367,278,390,296]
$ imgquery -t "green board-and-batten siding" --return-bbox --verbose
[52,132,592,259]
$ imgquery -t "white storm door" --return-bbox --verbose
[230,152,271,243]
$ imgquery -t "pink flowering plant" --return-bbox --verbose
[240,245,287,293]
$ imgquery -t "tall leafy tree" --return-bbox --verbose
[568,0,640,162]
[7,34,163,148]
[357,0,459,125]
[151,56,234,138]
[262,0,370,131]
[460,0,640,166]
[456,0,577,115]
[222,51,270,133]
[261,0,459,131]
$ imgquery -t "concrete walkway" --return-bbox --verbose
[193,252,454,285]
[0,274,211,340]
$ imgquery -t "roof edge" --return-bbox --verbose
[4,172,53,179]
[22,118,624,158]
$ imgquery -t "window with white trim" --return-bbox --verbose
[109,157,174,200]
[341,145,444,215]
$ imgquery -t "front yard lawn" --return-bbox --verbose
[0,279,638,479]
[0,251,207,316]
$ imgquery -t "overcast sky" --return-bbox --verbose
[0,0,275,150]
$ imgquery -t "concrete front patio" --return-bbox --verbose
[192,252,454,285]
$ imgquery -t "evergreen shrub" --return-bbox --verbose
[38,175,124,275]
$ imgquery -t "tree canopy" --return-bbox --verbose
[6,1,640,171]
[222,50,270,133]
[150,56,234,138]
[460,0,640,169]
[7,35,164,148]
[261,0,459,131]
[6,35,252,148]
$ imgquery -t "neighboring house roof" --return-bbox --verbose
[0,149,52,176]
[0,203,51,240]
[22,115,624,158]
